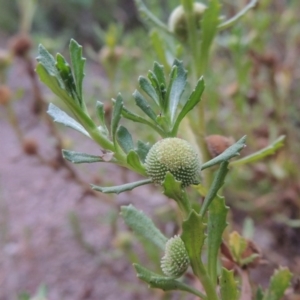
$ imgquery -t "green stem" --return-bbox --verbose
[192,259,219,300]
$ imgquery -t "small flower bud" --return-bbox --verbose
[168,3,207,41]
[145,138,201,187]
[161,235,190,278]
[0,85,12,106]
[9,34,32,57]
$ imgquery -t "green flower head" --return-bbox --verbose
[161,235,190,278]
[145,138,201,187]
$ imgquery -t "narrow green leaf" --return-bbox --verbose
[47,103,90,137]
[220,268,238,300]
[69,39,86,102]
[207,196,229,284]
[120,204,168,250]
[134,0,170,33]
[92,179,151,194]
[255,286,264,300]
[230,135,285,167]
[150,31,170,73]
[153,61,166,86]
[126,150,147,175]
[116,125,134,154]
[201,136,246,170]
[162,172,191,217]
[121,105,166,137]
[133,264,207,299]
[62,149,114,164]
[166,60,187,124]
[218,0,258,31]
[200,161,229,217]
[111,94,123,145]
[172,77,205,135]
[139,76,160,107]
[263,267,292,300]
[136,140,151,163]
[199,0,221,73]
[181,210,206,276]
[133,90,157,121]
[96,101,106,125]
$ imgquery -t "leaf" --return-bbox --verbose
[207,195,229,284]
[120,204,168,250]
[162,172,191,217]
[255,286,264,300]
[172,76,205,135]
[200,161,229,217]
[133,90,157,121]
[150,31,169,74]
[263,267,292,300]
[116,125,134,154]
[181,210,206,276]
[220,268,238,300]
[201,136,246,170]
[91,179,151,194]
[199,0,221,72]
[126,150,147,175]
[69,39,86,103]
[166,60,187,124]
[111,94,123,145]
[230,135,285,167]
[133,264,206,298]
[136,140,151,163]
[47,103,90,137]
[229,231,247,261]
[62,149,114,164]
[153,61,166,87]
[139,75,160,107]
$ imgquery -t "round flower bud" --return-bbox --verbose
[161,235,189,278]
[145,138,201,187]
[168,3,207,41]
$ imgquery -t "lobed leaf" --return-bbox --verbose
[116,125,134,154]
[139,75,160,107]
[62,149,114,164]
[220,268,238,300]
[136,140,151,163]
[133,90,157,121]
[126,150,147,175]
[111,94,123,145]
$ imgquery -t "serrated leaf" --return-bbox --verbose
[133,264,206,298]
[126,150,146,175]
[220,268,238,300]
[120,204,168,250]
[207,195,229,284]
[172,76,205,135]
[111,94,123,145]
[139,75,160,107]
[201,136,246,170]
[92,179,151,194]
[181,210,206,276]
[69,39,86,103]
[47,103,90,137]
[62,149,114,164]
[200,161,229,217]
[263,267,292,300]
[162,172,191,217]
[116,125,134,154]
[166,60,187,123]
[230,135,285,167]
[133,90,157,121]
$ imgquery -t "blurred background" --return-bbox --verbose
[0,0,300,299]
